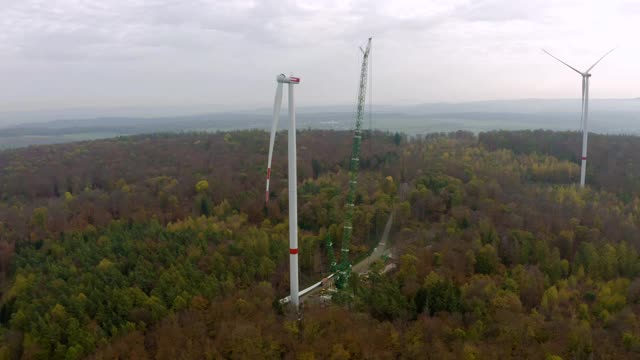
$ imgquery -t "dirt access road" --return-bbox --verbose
[287,211,395,305]
[352,211,394,274]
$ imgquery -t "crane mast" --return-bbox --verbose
[333,38,372,289]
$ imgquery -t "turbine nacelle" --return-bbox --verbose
[277,74,301,84]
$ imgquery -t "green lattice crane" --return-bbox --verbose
[329,37,372,289]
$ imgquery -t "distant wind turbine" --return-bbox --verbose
[542,48,615,188]
[265,73,301,307]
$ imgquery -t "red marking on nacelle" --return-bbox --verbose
[290,77,300,83]
[289,248,299,255]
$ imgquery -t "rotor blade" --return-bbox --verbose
[542,49,584,75]
[586,48,615,73]
[266,82,284,204]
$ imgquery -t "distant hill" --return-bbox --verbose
[1,98,639,149]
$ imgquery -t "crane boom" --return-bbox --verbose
[333,37,372,289]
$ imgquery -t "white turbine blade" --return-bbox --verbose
[542,49,584,75]
[266,82,283,203]
[586,48,615,73]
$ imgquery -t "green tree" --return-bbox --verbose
[475,244,499,275]
[195,180,209,194]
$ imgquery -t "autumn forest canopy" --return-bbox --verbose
[2,129,640,358]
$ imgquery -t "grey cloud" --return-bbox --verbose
[620,1,640,14]
[0,0,637,112]
[455,0,553,22]
[1,0,456,62]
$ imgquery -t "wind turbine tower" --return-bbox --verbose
[265,74,301,307]
[543,48,614,187]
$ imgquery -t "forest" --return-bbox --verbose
[1,129,640,359]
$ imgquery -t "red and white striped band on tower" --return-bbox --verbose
[581,156,587,160]
[289,248,299,254]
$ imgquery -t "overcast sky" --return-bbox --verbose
[1,0,639,113]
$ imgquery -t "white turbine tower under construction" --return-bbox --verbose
[265,73,301,307]
[542,48,615,188]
